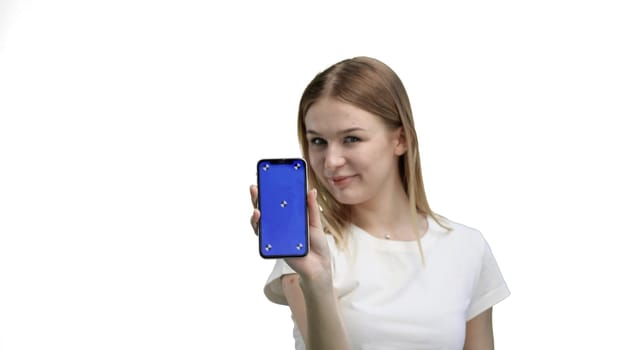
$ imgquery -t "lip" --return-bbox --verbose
[330,175,356,187]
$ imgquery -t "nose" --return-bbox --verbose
[324,144,345,170]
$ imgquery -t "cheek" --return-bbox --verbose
[357,144,394,171]
[308,153,324,176]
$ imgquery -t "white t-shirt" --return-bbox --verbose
[264,216,510,350]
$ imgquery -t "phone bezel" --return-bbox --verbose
[256,158,309,259]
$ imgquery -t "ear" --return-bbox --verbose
[393,127,407,156]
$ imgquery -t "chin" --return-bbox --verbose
[328,189,365,206]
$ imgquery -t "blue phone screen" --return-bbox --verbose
[257,158,308,258]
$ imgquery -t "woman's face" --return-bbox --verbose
[304,98,405,206]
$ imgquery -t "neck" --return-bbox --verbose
[350,182,427,241]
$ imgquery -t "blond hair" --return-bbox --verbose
[297,57,447,258]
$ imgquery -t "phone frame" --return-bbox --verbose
[256,158,309,259]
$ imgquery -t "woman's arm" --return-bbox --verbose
[251,186,349,349]
[464,307,494,350]
[282,273,349,350]
[280,188,350,349]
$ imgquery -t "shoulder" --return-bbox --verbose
[435,215,484,239]
[431,215,489,255]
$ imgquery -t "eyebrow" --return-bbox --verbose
[306,127,365,135]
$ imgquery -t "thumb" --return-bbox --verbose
[307,188,322,230]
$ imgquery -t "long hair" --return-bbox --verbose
[297,56,447,258]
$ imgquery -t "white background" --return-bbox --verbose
[1,0,621,349]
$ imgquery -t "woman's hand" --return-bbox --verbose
[249,185,332,281]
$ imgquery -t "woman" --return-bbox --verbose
[249,56,510,349]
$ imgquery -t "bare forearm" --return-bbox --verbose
[464,308,494,350]
[299,275,350,350]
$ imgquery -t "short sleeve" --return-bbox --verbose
[466,237,511,320]
[263,259,297,305]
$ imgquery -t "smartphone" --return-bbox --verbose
[256,158,309,258]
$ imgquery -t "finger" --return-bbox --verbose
[307,188,322,230]
[250,208,260,235]
[249,184,258,208]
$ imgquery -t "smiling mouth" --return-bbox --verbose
[330,175,355,186]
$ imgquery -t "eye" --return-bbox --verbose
[309,137,327,146]
[344,136,361,143]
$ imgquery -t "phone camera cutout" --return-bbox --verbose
[294,162,302,170]
[280,200,288,208]
[262,164,270,171]
[296,243,304,250]
[265,243,272,251]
